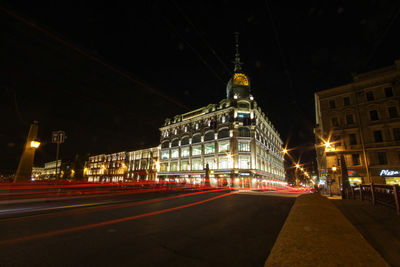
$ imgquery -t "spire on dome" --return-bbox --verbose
[233,32,243,72]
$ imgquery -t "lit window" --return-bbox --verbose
[192,145,202,156]
[181,147,190,157]
[218,157,230,169]
[238,142,250,152]
[181,161,189,171]
[161,150,169,160]
[191,159,202,170]
[204,157,216,169]
[239,155,250,169]
[170,162,178,171]
[171,149,179,158]
[218,140,230,152]
[205,143,215,154]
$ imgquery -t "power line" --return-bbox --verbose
[171,0,232,75]
[0,6,190,111]
[162,16,226,85]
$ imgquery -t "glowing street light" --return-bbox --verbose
[30,140,40,148]
[295,164,300,168]
[282,148,287,154]
[332,166,337,172]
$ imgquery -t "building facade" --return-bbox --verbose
[43,160,61,179]
[86,147,158,182]
[315,59,400,193]
[157,45,285,186]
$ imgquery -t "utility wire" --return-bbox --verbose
[171,0,232,75]
[0,6,190,111]
[162,16,226,85]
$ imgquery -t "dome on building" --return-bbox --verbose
[226,33,252,100]
[226,73,251,99]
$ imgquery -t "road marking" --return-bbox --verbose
[0,191,237,247]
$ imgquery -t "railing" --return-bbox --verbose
[343,184,400,215]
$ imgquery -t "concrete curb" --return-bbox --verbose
[265,193,389,267]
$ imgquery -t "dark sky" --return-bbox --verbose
[1,0,400,173]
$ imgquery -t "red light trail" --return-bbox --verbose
[0,191,236,247]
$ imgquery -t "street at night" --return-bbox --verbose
[0,187,296,266]
[2,1,400,266]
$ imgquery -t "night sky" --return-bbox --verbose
[1,1,400,174]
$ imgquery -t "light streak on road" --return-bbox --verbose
[0,191,237,247]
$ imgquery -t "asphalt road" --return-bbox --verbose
[0,189,296,267]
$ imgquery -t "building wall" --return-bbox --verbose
[315,59,400,192]
[158,98,285,180]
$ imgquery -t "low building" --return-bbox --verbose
[315,59,400,193]
[31,166,44,180]
[43,160,61,179]
[86,147,158,182]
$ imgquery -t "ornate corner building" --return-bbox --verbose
[315,59,400,193]
[157,39,285,185]
[85,36,285,184]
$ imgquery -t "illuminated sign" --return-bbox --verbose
[240,172,250,176]
[380,169,400,177]
[348,170,356,177]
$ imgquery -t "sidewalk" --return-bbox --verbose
[265,193,389,266]
[332,199,400,267]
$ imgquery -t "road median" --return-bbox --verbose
[265,193,388,267]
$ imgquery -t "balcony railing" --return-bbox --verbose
[343,184,400,215]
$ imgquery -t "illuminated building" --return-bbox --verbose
[43,160,62,179]
[86,147,158,182]
[315,59,400,191]
[157,34,285,184]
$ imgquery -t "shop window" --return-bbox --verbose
[181,161,189,171]
[170,162,178,171]
[192,145,202,156]
[218,140,230,152]
[161,150,170,160]
[181,147,190,158]
[171,149,179,158]
[238,142,250,152]
[239,155,250,169]
[191,159,202,170]
[204,143,215,154]
[204,157,216,169]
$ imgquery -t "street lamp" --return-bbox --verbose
[30,140,40,148]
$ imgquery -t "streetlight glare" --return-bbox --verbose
[30,141,40,148]
[332,166,337,172]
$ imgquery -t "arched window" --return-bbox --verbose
[161,141,169,149]
[239,127,250,137]
[192,134,201,144]
[181,136,189,146]
[171,139,179,147]
[204,131,215,141]
[218,129,229,139]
